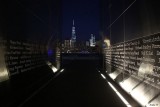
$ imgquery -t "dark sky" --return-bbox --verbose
[62,0,100,41]
[1,0,61,42]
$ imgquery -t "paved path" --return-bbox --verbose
[21,60,126,107]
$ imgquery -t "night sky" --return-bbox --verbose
[1,0,100,42]
[62,0,100,41]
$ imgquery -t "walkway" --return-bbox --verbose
[20,60,127,107]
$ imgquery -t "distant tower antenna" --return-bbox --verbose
[73,19,74,26]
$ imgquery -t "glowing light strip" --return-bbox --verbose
[108,82,132,107]
[52,66,58,73]
[101,74,106,79]
[60,69,64,72]
[119,82,133,93]
[109,73,117,80]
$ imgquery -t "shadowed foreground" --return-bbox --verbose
[20,59,127,107]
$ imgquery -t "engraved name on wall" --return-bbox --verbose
[0,39,47,76]
[105,33,160,86]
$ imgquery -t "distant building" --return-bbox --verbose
[64,39,71,48]
[71,19,76,48]
[61,39,72,53]
[86,41,90,47]
[90,34,96,47]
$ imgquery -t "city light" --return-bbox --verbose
[90,34,96,47]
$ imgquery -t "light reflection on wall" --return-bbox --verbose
[104,39,110,47]
[46,61,58,73]
[105,40,160,106]
[101,0,160,106]
[56,47,60,70]
[0,40,9,82]
[138,63,153,78]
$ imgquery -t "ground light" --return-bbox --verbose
[46,61,58,73]
[101,73,106,79]
[51,66,58,73]
[60,69,64,72]
[119,81,133,93]
[108,82,132,107]
[99,71,132,107]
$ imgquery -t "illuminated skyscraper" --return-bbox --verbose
[90,34,96,47]
[71,19,76,47]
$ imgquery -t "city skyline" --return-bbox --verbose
[63,19,98,43]
[62,0,100,41]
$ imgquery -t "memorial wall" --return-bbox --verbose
[100,0,160,106]
[0,0,62,106]
[2,39,47,76]
[105,33,160,88]
[0,0,62,82]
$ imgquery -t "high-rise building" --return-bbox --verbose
[86,41,90,47]
[90,34,96,47]
[71,19,76,48]
[64,39,71,48]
